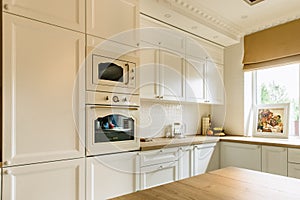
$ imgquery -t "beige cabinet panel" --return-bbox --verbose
[160,50,185,101]
[2,0,85,32]
[178,146,193,180]
[3,13,85,166]
[2,158,85,200]
[206,62,224,104]
[185,58,205,102]
[207,142,220,172]
[220,142,262,171]
[262,146,287,176]
[86,152,139,200]
[193,143,217,175]
[86,0,139,46]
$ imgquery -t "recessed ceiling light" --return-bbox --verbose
[243,0,264,6]
[164,13,172,18]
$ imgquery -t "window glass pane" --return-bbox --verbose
[256,64,299,136]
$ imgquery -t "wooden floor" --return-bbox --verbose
[111,167,300,200]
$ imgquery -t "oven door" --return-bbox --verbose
[86,105,140,155]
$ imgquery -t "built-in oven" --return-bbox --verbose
[86,91,140,156]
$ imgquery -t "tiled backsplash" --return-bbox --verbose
[139,100,211,138]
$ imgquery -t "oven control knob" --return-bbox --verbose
[105,96,109,101]
[123,97,127,102]
[112,96,119,103]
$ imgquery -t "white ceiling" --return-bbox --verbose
[140,0,300,46]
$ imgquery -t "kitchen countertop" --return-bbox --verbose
[140,135,220,151]
[111,167,300,200]
[140,135,300,151]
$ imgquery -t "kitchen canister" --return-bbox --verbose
[202,116,210,135]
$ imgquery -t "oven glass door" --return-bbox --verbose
[92,54,129,87]
[86,105,139,155]
[95,114,134,143]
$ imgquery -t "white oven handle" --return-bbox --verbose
[89,105,139,110]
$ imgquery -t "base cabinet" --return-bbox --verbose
[193,143,217,175]
[139,147,179,189]
[207,142,220,172]
[140,161,179,189]
[178,146,194,180]
[288,148,300,179]
[86,152,139,200]
[262,146,287,176]
[220,142,261,171]
[2,158,85,200]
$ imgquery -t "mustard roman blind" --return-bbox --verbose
[243,18,300,71]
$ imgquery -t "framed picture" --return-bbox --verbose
[254,103,290,138]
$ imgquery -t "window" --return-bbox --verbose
[255,64,300,136]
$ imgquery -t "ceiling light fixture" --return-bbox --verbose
[243,0,264,6]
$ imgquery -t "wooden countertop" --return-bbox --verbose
[140,135,220,151]
[111,167,300,200]
[140,135,300,151]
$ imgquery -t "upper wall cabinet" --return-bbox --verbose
[2,0,85,32]
[3,13,85,167]
[185,36,224,65]
[86,0,139,47]
[206,62,224,104]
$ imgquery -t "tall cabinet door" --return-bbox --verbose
[2,158,85,200]
[159,50,185,101]
[86,0,139,46]
[3,13,85,167]
[2,0,85,32]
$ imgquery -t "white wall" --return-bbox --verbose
[223,40,245,135]
[139,100,211,138]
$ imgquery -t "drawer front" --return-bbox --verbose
[288,148,300,163]
[288,163,300,179]
[140,147,179,167]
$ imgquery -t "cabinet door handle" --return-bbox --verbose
[159,166,163,169]
[3,160,11,166]
[4,170,11,175]
[3,4,9,10]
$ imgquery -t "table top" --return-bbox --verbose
[111,167,300,200]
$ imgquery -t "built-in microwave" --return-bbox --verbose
[87,53,138,95]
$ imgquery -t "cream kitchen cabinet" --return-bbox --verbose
[288,148,300,179]
[178,146,194,180]
[206,61,224,104]
[220,142,262,171]
[2,0,85,32]
[207,142,220,172]
[139,47,185,101]
[139,147,179,189]
[185,35,224,65]
[193,143,217,175]
[262,146,287,176]
[2,158,85,200]
[86,0,139,47]
[3,13,85,167]
[185,57,205,103]
[86,152,139,200]
[140,15,185,54]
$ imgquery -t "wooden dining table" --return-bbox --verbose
[111,167,300,200]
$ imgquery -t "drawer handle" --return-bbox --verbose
[159,149,163,153]
[3,160,11,166]
[159,166,163,169]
